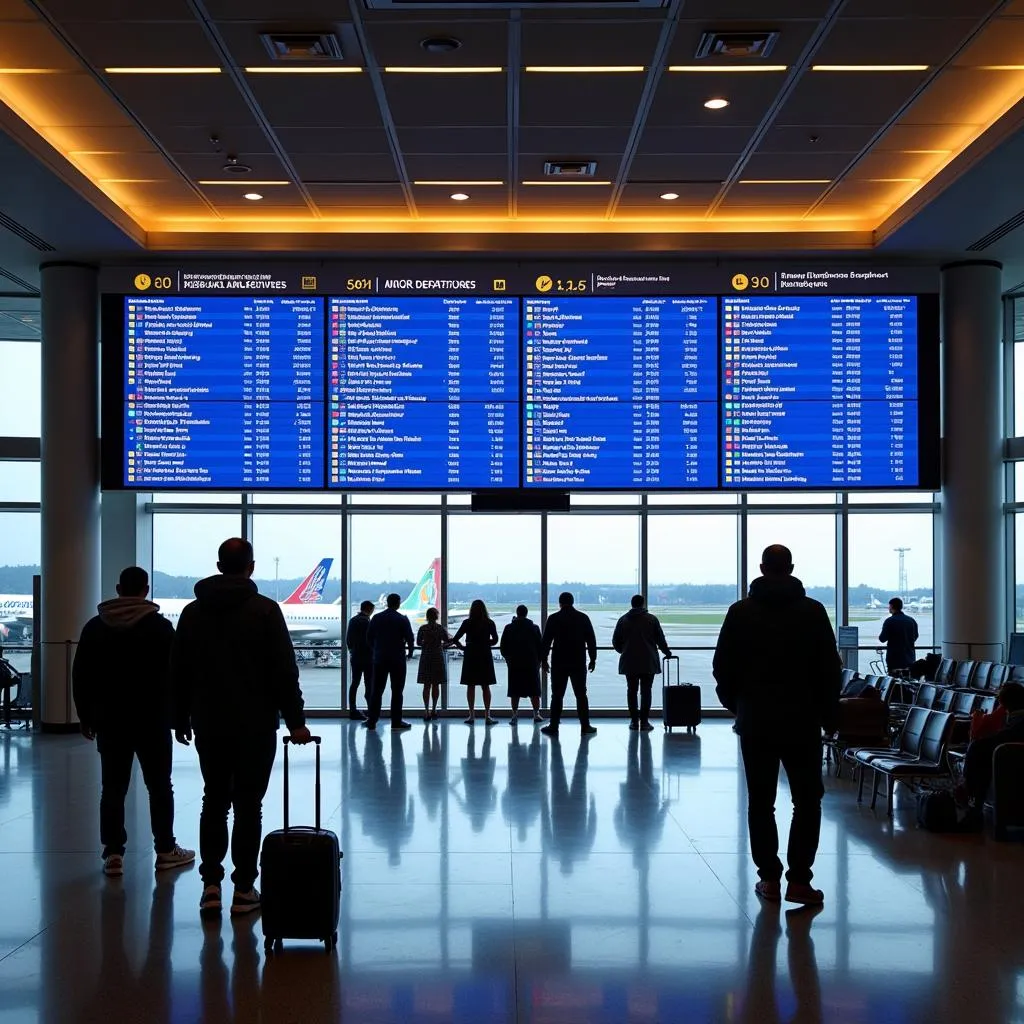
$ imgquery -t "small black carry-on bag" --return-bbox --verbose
[260,736,342,953]
[662,655,701,733]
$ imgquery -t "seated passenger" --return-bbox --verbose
[959,682,1024,828]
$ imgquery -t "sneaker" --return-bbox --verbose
[640,721,654,732]
[464,716,475,725]
[485,716,498,726]
[199,884,222,915]
[349,709,367,721]
[230,887,262,916]
[755,879,782,901]
[391,721,412,731]
[364,719,378,729]
[533,713,544,723]
[155,844,196,872]
[103,854,124,877]
[540,725,559,737]
[581,725,598,736]
[784,883,824,906]
[629,719,640,731]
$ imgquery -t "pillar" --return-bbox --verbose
[40,261,99,729]
[940,260,1005,661]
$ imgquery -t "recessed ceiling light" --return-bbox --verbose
[450,192,470,201]
[524,66,645,73]
[104,67,222,74]
[414,180,503,186]
[384,66,503,74]
[197,180,290,186]
[811,65,928,72]
[704,97,730,109]
[244,66,362,74]
[669,65,787,72]
[660,192,680,200]
[0,68,65,74]
[738,179,830,184]
[243,192,263,201]
[521,180,612,186]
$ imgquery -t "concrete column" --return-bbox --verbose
[40,261,99,729]
[940,261,1005,661]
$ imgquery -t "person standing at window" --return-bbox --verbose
[417,607,450,722]
[541,592,598,738]
[451,599,499,726]
[612,594,672,732]
[500,604,545,725]
[345,599,375,722]
[366,593,415,731]
[879,597,918,675]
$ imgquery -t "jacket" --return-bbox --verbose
[541,607,597,670]
[72,597,175,733]
[346,612,372,664]
[879,611,918,670]
[612,608,670,676]
[713,575,841,738]
[366,608,415,663]
[172,574,305,737]
[500,617,543,673]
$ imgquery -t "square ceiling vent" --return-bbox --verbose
[366,0,665,9]
[695,30,779,60]
[260,32,345,62]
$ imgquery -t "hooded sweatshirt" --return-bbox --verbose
[72,596,175,732]
[172,574,305,737]
[712,575,842,739]
[612,607,671,676]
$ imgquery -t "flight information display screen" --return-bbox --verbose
[522,297,719,488]
[721,296,918,488]
[122,296,323,488]
[326,297,519,488]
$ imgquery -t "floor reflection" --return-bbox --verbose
[2,721,1023,1023]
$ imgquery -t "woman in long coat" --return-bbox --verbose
[451,599,499,725]
[499,604,544,724]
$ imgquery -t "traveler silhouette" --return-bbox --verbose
[345,599,375,721]
[713,544,841,906]
[502,726,547,844]
[416,607,450,722]
[365,592,415,731]
[451,728,498,832]
[500,604,545,724]
[418,718,448,822]
[541,592,597,737]
[612,595,673,732]
[72,565,193,877]
[879,597,919,675]
[542,738,597,874]
[172,538,311,918]
[451,599,499,725]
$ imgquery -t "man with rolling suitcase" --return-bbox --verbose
[612,595,672,732]
[172,538,311,917]
[713,544,841,907]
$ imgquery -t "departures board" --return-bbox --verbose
[101,264,938,492]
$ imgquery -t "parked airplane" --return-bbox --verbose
[372,557,442,628]
[864,594,884,609]
[0,596,32,641]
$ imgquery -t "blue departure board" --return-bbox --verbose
[326,297,519,488]
[123,296,324,488]
[522,297,719,488]
[722,296,918,488]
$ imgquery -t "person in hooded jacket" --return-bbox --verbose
[612,595,672,732]
[713,544,841,907]
[172,538,311,918]
[73,565,194,877]
[500,605,544,724]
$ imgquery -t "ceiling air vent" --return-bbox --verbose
[695,31,779,60]
[260,32,344,62]
[543,160,598,178]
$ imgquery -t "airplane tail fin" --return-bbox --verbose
[282,557,333,605]
[400,557,440,615]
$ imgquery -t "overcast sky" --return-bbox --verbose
[1,339,936,592]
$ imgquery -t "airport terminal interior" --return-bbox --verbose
[4,0,1024,1020]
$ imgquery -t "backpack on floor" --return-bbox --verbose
[917,790,958,833]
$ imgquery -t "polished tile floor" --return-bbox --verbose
[1,720,1024,1023]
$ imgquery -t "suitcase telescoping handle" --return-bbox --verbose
[282,735,322,832]
[663,654,679,686]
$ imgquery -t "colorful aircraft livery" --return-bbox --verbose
[401,557,440,617]
[283,557,333,605]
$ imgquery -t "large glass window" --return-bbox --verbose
[547,513,640,709]
[0,461,40,502]
[0,510,38,670]
[849,513,934,673]
[151,512,242,598]
[251,514,342,710]
[0,341,40,436]
[1017,511,1024,633]
[446,514,541,710]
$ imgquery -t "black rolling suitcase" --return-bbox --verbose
[260,736,342,953]
[662,655,701,733]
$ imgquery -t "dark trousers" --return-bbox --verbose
[626,674,654,723]
[739,734,824,886]
[368,659,407,725]
[349,659,372,712]
[97,729,176,858]
[549,665,591,729]
[195,730,277,890]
